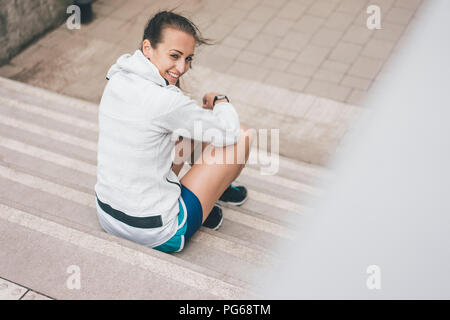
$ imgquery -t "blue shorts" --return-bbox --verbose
[153,184,203,253]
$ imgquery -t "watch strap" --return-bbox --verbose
[213,95,229,106]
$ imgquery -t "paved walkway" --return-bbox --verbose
[0,0,426,164]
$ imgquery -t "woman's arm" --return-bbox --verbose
[153,91,241,147]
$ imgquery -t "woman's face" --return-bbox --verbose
[142,27,195,85]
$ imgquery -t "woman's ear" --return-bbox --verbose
[142,39,152,59]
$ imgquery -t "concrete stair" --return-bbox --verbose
[0,76,330,299]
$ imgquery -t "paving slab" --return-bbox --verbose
[0,278,28,300]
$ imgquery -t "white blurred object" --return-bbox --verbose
[261,0,450,299]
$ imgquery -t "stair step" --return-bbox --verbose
[241,166,323,197]
[0,76,98,115]
[0,98,97,142]
[0,95,98,133]
[0,86,98,122]
[0,115,96,164]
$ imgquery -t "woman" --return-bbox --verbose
[94,11,254,253]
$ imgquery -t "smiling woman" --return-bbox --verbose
[95,10,255,254]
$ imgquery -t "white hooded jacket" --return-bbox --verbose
[94,49,240,247]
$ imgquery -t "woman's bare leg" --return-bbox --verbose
[180,125,255,222]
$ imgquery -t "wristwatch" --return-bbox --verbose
[213,95,229,106]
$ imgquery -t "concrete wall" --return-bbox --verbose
[0,0,73,66]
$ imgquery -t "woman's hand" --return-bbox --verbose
[202,92,225,110]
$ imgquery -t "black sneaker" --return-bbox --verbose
[202,204,223,230]
[218,184,248,206]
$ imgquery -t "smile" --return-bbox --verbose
[167,71,180,79]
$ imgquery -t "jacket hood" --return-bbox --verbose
[106,50,169,87]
